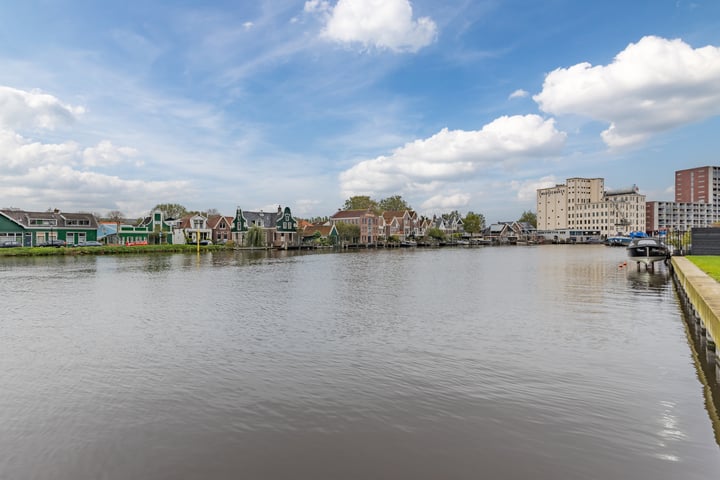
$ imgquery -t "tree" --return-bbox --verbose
[518,210,537,227]
[343,196,378,211]
[378,195,411,212]
[152,203,188,219]
[107,210,124,245]
[107,210,124,223]
[335,222,360,243]
[426,227,445,242]
[463,211,485,235]
[245,226,265,247]
[441,210,461,221]
[205,208,220,216]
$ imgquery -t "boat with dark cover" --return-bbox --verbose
[627,237,670,268]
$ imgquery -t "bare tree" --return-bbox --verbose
[107,210,124,245]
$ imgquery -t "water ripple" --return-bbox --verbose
[1,247,718,479]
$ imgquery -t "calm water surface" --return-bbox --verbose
[1,246,719,479]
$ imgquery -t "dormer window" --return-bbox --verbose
[29,218,57,226]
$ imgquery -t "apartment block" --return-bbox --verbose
[645,166,720,232]
[675,166,720,205]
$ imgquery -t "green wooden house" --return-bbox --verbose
[232,205,298,247]
[117,211,175,245]
[0,209,99,246]
[301,224,339,246]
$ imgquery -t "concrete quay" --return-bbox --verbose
[672,257,720,354]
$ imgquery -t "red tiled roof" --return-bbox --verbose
[302,225,334,237]
[207,215,233,229]
[330,209,374,219]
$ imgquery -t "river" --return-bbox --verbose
[1,245,719,479]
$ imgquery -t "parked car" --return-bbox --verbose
[75,241,103,247]
[0,240,22,248]
[37,239,66,247]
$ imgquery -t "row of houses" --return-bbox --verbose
[0,205,535,248]
[0,206,297,248]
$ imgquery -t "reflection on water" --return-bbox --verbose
[626,266,672,293]
[677,279,720,447]
[1,246,720,480]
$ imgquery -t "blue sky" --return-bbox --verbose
[1,0,720,222]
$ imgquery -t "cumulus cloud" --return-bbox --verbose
[294,198,322,216]
[0,129,184,213]
[0,85,186,215]
[509,89,529,99]
[308,0,437,53]
[340,114,566,199]
[0,129,79,173]
[510,175,558,202]
[0,164,189,215]
[0,86,84,130]
[534,36,720,148]
[83,140,140,167]
[420,193,471,212]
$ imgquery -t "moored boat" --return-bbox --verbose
[606,236,631,246]
[627,237,670,268]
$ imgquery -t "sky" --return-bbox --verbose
[1,0,720,222]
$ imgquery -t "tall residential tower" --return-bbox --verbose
[646,166,720,232]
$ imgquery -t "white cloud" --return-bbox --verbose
[304,0,331,14]
[242,22,254,30]
[0,163,189,216]
[534,36,720,148]
[0,129,79,173]
[509,89,529,99]
[339,114,566,200]
[420,192,471,212]
[312,0,437,53]
[510,175,558,202]
[0,85,84,131]
[294,198,322,216]
[83,140,140,168]
[0,85,187,216]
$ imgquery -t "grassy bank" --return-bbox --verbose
[0,244,231,257]
[688,256,720,282]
